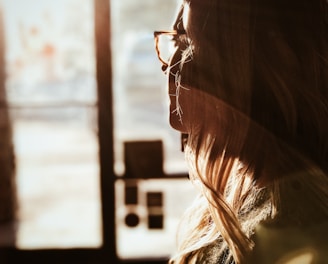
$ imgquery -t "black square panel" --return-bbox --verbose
[124,140,164,178]
[148,214,163,229]
[146,191,163,207]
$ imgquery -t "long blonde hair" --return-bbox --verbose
[169,0,328,263]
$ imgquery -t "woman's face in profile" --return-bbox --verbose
[167,3,191,133]
[167,1,215,135]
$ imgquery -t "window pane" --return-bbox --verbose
[115,178,197,259]
[111,0,197,259]
[112,0,186,175]
[2,0,101,248]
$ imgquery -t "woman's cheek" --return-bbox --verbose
[168,79,188,133]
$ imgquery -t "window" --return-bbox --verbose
[111,0,196,260]
[1,0,101,249]
[0,0,195,263]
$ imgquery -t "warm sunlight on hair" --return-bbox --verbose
[277,248,316,264]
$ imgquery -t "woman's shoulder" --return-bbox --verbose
[246,218,328,264]
[247,172,328,263]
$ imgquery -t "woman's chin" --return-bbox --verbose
[169,114,187,133]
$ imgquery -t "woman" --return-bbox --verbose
[155,0,328,263]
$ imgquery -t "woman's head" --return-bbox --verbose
[166,0,328,180]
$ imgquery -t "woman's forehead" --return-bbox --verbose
[173,2,189,30]
[180,0,213,29]
[182,2,190,30]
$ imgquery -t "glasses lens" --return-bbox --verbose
[157,34,176,65]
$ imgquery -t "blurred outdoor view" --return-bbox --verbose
[2,0,100,249]
[111,0,187,175]
[1,0,195,259]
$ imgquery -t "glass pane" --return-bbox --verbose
[2,0,102,248]
[115,178,197,259]
[112,0,186,175]
[111,0,197,260]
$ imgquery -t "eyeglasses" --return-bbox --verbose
[153,30,187,71]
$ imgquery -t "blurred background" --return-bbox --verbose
[0,0,196,263]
